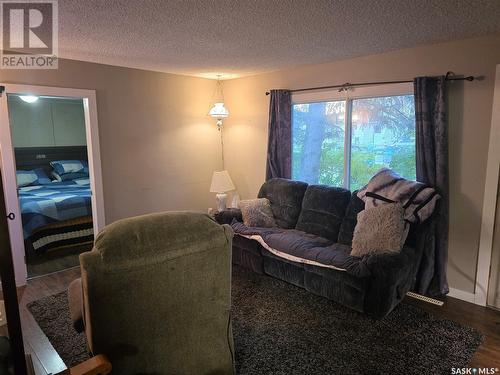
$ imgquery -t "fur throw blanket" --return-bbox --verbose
[357,168,440,224]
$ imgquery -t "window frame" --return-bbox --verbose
[291,82,414,190]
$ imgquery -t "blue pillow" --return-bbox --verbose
[17,169,52,187]
[50,160,87,175]
[16,170,38,187]
[33,168,52,184]
[53,171,89,182]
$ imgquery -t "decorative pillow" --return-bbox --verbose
[50,160,87,175]
[239,198,277,228]
[16,170,38,187]
[350,203,408,257]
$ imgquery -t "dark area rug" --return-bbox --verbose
[28,266,483,374]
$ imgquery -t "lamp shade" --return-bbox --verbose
[210,170,235,193]
[208,102,229,119]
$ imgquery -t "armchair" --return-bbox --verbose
[68,211,235,375]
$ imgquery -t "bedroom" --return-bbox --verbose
[9,94,94,278]
[0,1,499,375]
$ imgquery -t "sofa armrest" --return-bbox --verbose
[362,245,422,318]
[214,208,242,225]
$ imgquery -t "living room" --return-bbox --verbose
[0,1,499,374]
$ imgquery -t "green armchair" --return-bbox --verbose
[68,211,235,375]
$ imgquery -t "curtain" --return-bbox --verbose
[266,90,292,180]
[414,76,449,296]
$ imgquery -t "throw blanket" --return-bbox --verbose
[232,221,374,279]
[357,168,439,224]
[18,181,93,239]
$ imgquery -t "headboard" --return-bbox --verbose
[14,146,88,175]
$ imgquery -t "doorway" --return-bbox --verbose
[487,171,500,310]
[476,64,500,308]
[0,84,104,286]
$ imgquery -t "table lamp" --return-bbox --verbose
[210,170,235,211]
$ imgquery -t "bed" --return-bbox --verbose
[15,146,94,258]
[19,181,93,253]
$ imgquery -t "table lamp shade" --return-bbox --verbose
[210,170,235,193]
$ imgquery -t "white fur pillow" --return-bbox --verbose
[350,203,408,257]
[239,198,277,228]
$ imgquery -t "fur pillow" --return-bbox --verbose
[351,203,408,257]
[239,198,277,228]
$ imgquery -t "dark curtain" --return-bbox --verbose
[266,90,292,180]
[414,76,449,296]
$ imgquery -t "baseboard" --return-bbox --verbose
[448,287,477,304]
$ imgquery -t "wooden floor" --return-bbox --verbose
[14,268,500,374]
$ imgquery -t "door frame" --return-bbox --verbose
[475,65,500,306]
[0,83,105,286]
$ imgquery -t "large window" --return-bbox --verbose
[292,85,416,190]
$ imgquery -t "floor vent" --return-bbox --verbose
[406,292,444,306]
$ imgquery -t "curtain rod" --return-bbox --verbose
[264,73,476,96]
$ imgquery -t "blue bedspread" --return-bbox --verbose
[18,181,92,239]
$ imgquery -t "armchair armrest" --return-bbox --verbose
[57,355,111,375]
[214,208,242,225]
[68,278,84,333]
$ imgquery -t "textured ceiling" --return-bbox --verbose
[58,0,500,78]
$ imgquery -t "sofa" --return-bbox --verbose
[216,178,434,318]
[68,211,235,375]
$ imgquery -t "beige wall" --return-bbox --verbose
[223,34,500,294]
[1,59,221,223]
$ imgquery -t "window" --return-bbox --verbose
[292,84,416,190]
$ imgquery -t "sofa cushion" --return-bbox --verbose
[338,191,365,246]
[295,185,351,241]
[258,178,308,229]
[231,221,371,278]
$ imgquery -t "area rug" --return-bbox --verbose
[28,266,483,374]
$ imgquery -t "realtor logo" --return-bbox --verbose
[0,0,58,69]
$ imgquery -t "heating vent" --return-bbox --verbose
[406,292,444,306]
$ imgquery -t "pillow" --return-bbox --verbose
[17,168,52,187]
[350,203,408,258]
[55,171,89,182]
[50,160,87,175]
[16,170,38,187]
[32,168,52,185]
[239,198,277,228]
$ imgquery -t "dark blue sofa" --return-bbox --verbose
[216,178,434,318]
